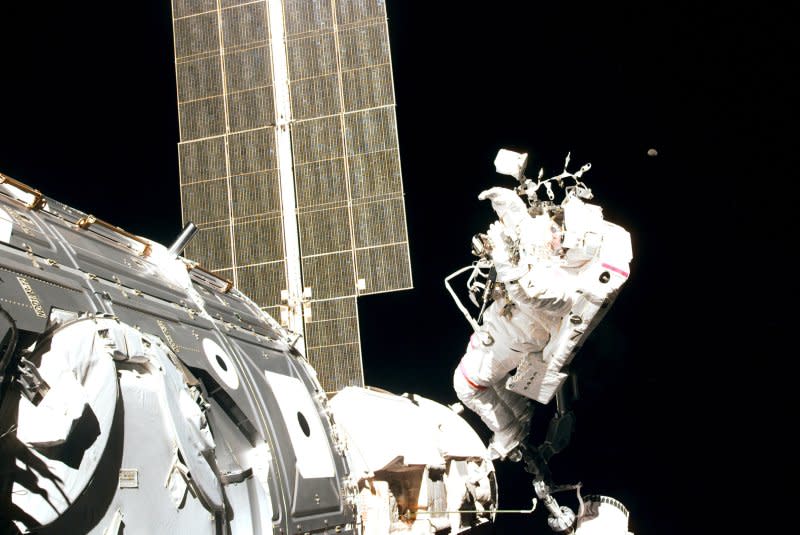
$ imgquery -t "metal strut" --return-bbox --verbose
[512,379,584,533]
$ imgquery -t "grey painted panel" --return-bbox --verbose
[0,198,73,267]
[205,398,280,530]
[51,224,191,306]
[195,284,280,338]
[0,249,98,333]
[3,174,361,533]
[227,337,353,530]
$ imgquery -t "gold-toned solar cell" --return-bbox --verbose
[342,65,393,112]
[224,45,272,92]
[305,314,359,349]
[301,252,355,301]
[221,0,253,9]
[174,12,219,59]
[178,137,227,184]
[352,198,408,249]
[293,159,348,207]
[230,170,282,219]
[305,342,363,392]
[343,107,397,157]
[356,243,413,295]
[181,179,230,225]
[291,117,343,164]
[287,32,337,79]
[172,0,216,19]
[298,206,351,256]
[336,0,385,26]
[178,96,226,140]
[234,216,285,266]
[283,0,332,36]
[221,2,269,50]
[176,55,222,103]
[184,224,233,271]
[290,75,341,120]
[347,149,402,199]
[227,86,275,131]
[308,296,357,322]
[227,127,277,175]
[237,261,287,308]
[338,22,389,71]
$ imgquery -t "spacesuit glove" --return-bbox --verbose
[518,264,571,310]
[479,187,528,228]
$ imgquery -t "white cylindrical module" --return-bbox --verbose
[575,495,633,535]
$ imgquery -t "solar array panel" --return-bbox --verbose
[173,0,412,392]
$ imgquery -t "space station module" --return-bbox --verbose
[453,160,633,460]
[0,173,498,535]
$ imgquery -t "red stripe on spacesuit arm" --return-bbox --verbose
[459,362,487,391]
[601,262,629,278]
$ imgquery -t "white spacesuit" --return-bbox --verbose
[453,185,632,460]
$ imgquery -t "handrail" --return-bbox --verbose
[76,215,152,257]
[187,263,233,293]
[0,173,45,210]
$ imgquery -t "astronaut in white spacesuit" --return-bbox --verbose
[453,161,632,461]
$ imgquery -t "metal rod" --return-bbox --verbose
[168,222,198,256]
[412,510,536,515]
[404,501,537,517]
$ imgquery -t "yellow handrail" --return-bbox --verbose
[0,173,45,210]
[76,215,152,257]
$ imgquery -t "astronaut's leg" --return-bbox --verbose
[453,342,516,434]
[453,329,529,460]
[493,377,533,423]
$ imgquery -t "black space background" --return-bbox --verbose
[0,2,793,534]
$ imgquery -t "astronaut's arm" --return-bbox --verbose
[478,187,529,228]
[516,263,572,312]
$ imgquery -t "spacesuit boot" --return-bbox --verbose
[487,420,527,461]
[484,380,532,461]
